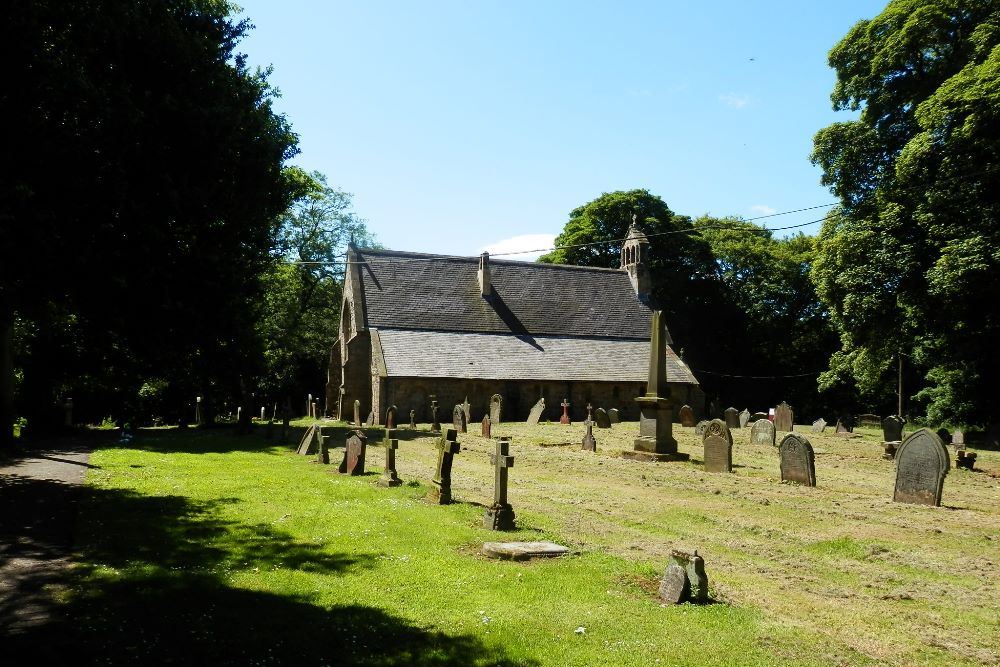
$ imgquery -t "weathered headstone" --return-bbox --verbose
[385,405,397,429]
[430,397,440,432]
[316,428,330,465]
[935,427,950,444]
[893,429,950,506]
[489,394,502,424]
[409,409,416,429]
[484,438,516,530]
[658,564,687,604]
[453,404,467,433]
[461,396,471,425]
[702,419,732,473]
[582,418,597,452]
[296,424,318,455]
[882,415,904,442]
[353,399,361,427]
[750,419,776,447]
[836,415,855,434]
[366,411,375,427]
[678,405,695,427]
[482,541,568,560]
[749,411,768,422]
[723,407,740,429]
[339,430,367,476]
[779,433,816,486]
[658,549,709,604]
[774,402,794,432]
[956,449,977,470]
[608,408,621,424]
[951,429,965,447]
[694,420,709,438]
[858,413,881,428]
[527,398,545,425]
[481,414,491,438]
[378,428,402,487]
[432,428,461,504]
[595,408,612,429]
[559,398,571,425]
[738,409,751,429]
[811,418,827,434]
[883,440,899,460]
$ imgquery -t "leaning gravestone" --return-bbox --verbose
[296,424,318,455]
[723,407,740,429]
[481,415,491,438]
[882,416,904,443]
[432,429,461,504]
[739,409,751,429]
[678,405,695,427]
[779,433,816,486]
[461,397,472,425]
[893,429,950,506]
[339,430,367,476]
[774,402,794,432]
[594,408,612,429]
[658,549,709,604]
[811,418,827,434]
[490,394,502,424]
[608,408,621,424]
[750,419,776,447]
[836,415,855,434]
[453,404,467,433]
[702,419,732,473]
[527,398,545,425]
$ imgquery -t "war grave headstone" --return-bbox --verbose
[723,407,740,430]
[893,429,950,506]
[779,433,816,486]
[353,399,361,427]
[378,428,402,487]
[560,399,572,425]
[678,405,695,427]
[490,394,502,424]
[296,424,318,455]
[316,429,330,465]
[432,428,461,504]
[811,418,827,434]
[750,419,776,447]
[482,541,569,560]
[658,549,709,605]
[482,415,491,438]
[749,411,768,422]
[484,438,516,530]
[462,397,472,425]
[339,430,367,476]
[527,398,545,425]
[608,408,621,424]
[702,419,732,474]
[694,420,709,438]
[774,402,794,432]
[409,410,417,429]
[595,408,612,429]
[738,409,751,429]
[385,405,397,429]
[430,397,441,432]
[453,404,467,433]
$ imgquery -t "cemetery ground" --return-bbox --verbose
[3,421,998,666]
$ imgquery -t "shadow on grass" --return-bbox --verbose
[1,474,535,666]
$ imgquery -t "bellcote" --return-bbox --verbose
[620,220,651,302]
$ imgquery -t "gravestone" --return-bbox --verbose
[811,418,827,434]
[296,424,318,455]
[432,428,461,504]
[708,401,721,419]
[353,399,361,427]
[956,449,977,470]
[316,429,330,465]
[527,398,545,425]
[490,394,502,424]
[430,398,441,432]
[595,408,612,429]
[339,430,367,476]
[484,438,516,530]
[195,396,203,426]
[749,411,768,422]
[658,550,709,605]
[608,408,621,424]
[378,428,402,487]
[482,541,569,560]
[750,419,776,447]
[582,418,597,451]
[893,429,950,506]
[738,409,751,429]
[481,415,491,438]
[461,397,472,425]
[702,419,732,473]
[409,410,416,429]
[883,440,899,460]
[385,405,397,429]
[694,420,709,438]
[453,404,467,433]
[658,564,687,605]
[779,433,816,486]
[366,411,375,427]
[836,415,855,434]
[559,399,571,425]
[935,428,950,444]
[858,413,881,428]
[951,429,964,447]
[723,407,740,429]
[678,405,695,427]
[774,402,794,432]
[882,416,904,442]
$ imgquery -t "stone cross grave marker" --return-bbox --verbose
[453,404,467,433]
[560,399,571,425]
[703,419,732,473]
[527,398,545,425]
[430,397,441,432]
[481,414,491,438]
[461,397,472,425]
[739,409,751,429]
[353,400,361,427]
[339,430,367,476]
[432,428,461,504]
[484,438,516,530]
[316,428,330,465]
[378,428,402,487]
[608,408,621,424]
[894,429,950,506]
[409,409,416,429]
[724,407,740,429]
[774,402,794,432]
[658,549,709,604]
[811,418,827,434]
[582,417,597,452]
[779,433,816,486]
[490,394,502,424]
[750,419,776,447]
[595,408,612,429]
[882,416,904,443]
[678,405,695,427]
[385,405,397,429]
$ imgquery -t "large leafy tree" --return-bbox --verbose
[811,0,1000,425]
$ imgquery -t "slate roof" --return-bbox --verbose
[352,248,655,340]
[376,329,698,383]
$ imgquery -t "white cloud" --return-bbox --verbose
[719,93,751,109]
[750,204,776,216]
[479,234,557,261]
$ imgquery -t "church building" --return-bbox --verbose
[327,225,701,424]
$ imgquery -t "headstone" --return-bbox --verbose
[453,404,467,433]
[316,429,330,465]
[195,396,203,426]
[893,429,950,506]
[313,400,320,419]
[484,438,516,530]
[432,428,461,504]
[750,419,776,447]
[527,398,545,425]
[779,433,816,486]
[951,429,964,447]
[935,427,950,444]
[353,399,361,427]
[708,400,721,419]
[306,394,312,418]
[409,409,416,429]
[702,419,732,473]
[378,428,402,487]
[658,564,687,604]
[858,413,881,428]
[481,414,491,438]
[339,430,367,476]
[750,411,768,423]
[738,409,751,428]
[296,424,318,455]
[594,408,612,429]
[62,398,73,427]
[836,415,855,433]
[694,420,709,437]
[260,406,266,421]
[774,402,794,432]
[385,405,397,429]
[461,396,472,425]
[366,411,375,427]
[489,394,503,424]
[882,416,904,442]
[482,541,569,560]
[658,550,709,604]
[430,397,441,432]
[559,398,571,425]
[956,449,977,470]
[608,408,621,424]
[723,407,740,429]
[811,418,827,434]
[883,440,899,460]
[678,405,695,427]
[582,418,597,452]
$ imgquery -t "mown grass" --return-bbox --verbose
[45,420,1000,665]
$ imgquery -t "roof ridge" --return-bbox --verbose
[374,326,651,342]
[354,247,626,274]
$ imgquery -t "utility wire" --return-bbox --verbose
[689,368,824,379]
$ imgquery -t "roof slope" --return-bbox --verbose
[353,248,654,339]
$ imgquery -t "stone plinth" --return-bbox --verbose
[631,395,687,461]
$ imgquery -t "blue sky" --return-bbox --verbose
[237,1,886,258]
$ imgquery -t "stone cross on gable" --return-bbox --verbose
[432,428,461,504]
[379,428,402,487]
[484,438,516,530]
[560,399,571,425]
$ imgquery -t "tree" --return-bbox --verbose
[811,0,1000,425]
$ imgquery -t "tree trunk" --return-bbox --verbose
[0,308,14,447]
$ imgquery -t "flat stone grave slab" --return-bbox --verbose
[482,541,570,561]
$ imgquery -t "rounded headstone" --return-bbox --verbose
[750,419,776,447]
[658,564,688,604]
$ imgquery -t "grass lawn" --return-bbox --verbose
[46,420,1000,665]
